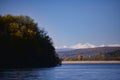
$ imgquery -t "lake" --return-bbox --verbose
[0,63,120,80]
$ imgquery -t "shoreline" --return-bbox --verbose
[62,61,120,64]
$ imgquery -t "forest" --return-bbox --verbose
[0,15,61,69]
[63,50,120,61]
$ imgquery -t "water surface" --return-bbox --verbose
[0,63,120,80]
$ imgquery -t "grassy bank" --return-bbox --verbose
[62,61,120,64]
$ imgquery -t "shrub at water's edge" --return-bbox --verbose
[0,14,61,69]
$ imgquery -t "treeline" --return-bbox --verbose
[63,54,83,61]
[0,15,61,69]
[63,50,120,61]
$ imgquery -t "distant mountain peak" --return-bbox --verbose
[55,43,120,50]
[71,43,96,49]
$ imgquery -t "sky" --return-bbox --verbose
[0,0,120,48]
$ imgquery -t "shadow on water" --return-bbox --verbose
[0,67,57,80]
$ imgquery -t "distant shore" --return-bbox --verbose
[62,61,120,64]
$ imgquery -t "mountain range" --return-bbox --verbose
[56,47,120,61]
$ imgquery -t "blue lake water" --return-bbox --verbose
[0,63,120,80]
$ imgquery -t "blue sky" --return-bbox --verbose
[0,0,120,48]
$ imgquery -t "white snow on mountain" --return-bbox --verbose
[55,43,120,49]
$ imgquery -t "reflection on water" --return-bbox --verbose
[0,64,120,80]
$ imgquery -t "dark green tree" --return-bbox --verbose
[0,14,61,69]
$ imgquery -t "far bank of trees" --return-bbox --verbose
[64,54,83,61]
[63,50,120,61]
[0,15,61,68]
